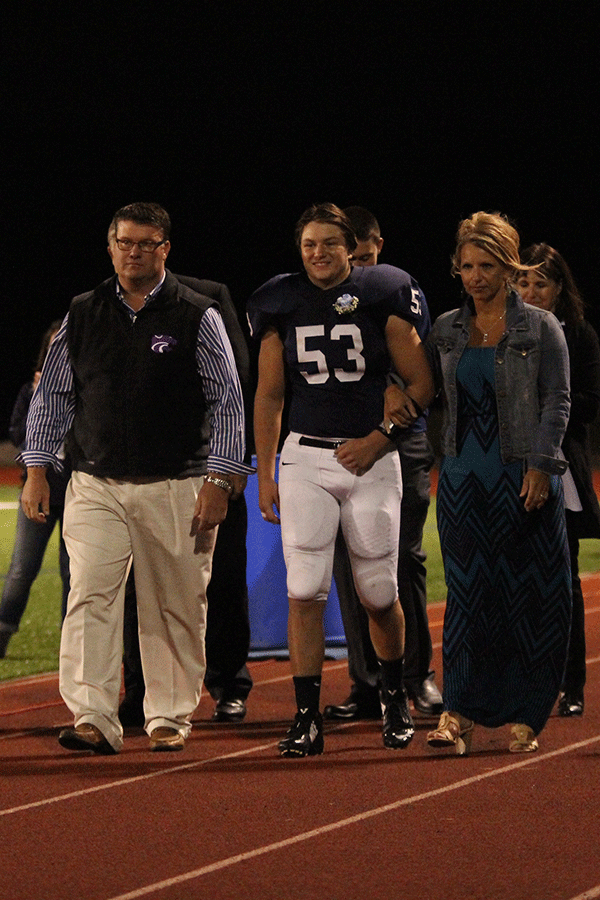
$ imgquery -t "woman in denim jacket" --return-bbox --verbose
[425,212,572,756]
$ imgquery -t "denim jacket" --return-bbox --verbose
[427,290,570,475]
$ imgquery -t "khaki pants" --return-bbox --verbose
[60,471,216,751]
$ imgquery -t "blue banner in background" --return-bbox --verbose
[245,456,346,653]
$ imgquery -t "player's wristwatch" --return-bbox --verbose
[376,421,403,441]
[377,393,424,440]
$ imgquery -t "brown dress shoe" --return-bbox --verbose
[149,726,185,751]
[58,723,117,755]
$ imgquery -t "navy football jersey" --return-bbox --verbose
[247,264,429,439]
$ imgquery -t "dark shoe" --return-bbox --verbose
[58,723,117,755]
[323,686,381,721]
[381,688,414,749]
[0,630,12,659]
[406,672,444,717]
[118,694,145,728]
[149,726,185,751]
[278,712,324,757]
[557,692,584,717]
[213,696,247,722]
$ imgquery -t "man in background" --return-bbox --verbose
[119,274,254,727]
[325,206,443,721]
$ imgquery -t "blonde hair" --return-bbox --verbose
[451,211,522,278]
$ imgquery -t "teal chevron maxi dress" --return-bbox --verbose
[436,347,571,734]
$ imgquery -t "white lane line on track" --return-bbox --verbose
[0,741,277,817]
[3,720,600,823]
[98,733,600,900]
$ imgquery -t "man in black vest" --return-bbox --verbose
[21,202,250,754]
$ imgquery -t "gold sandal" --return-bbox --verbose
[509,724,538,753]
[427,711,474,756]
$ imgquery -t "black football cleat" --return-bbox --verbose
[278,711,324,757]
[381,688,415,749]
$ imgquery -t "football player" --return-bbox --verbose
[248,203,434,757]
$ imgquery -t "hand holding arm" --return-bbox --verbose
[384,316,434,428]
[384,382,423,428]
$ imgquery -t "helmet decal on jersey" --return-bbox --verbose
[333,293,360,315]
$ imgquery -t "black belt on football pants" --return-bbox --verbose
[298,436,346,450]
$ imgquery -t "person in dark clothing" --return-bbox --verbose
[517,243,600,717]
[119,275,254,727]
[0,322,70,659]
[323,207,442,721]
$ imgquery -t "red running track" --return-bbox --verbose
[2,578,600,900]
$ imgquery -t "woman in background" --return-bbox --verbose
[517,244,600,717]
[426,212,571,755]
[0,322,70,658]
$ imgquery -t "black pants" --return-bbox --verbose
[122,492,253,703]
[563,511,586,695]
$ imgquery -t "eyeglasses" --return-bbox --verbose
[115,238,167,253]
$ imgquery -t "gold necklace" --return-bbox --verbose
[477,309,505,343]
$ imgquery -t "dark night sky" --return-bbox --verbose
[1,2,598,438]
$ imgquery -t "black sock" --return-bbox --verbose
[293,675,322,717]
[377,657,405,696]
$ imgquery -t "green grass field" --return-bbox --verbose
[1,482,599,683]
[0,485,65,680]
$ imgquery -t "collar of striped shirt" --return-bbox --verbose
[115,271,166,317]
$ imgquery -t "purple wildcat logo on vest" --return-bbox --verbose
[151,335,178,353]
